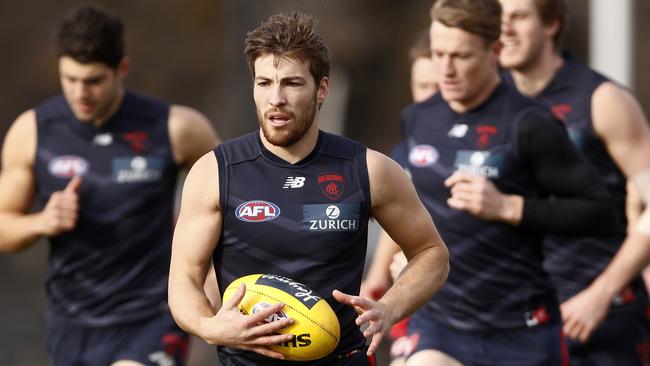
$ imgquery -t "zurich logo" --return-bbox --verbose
[235,200,281,222]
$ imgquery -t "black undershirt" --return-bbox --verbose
[517,110,615,235]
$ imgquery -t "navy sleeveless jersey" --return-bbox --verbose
[213,131,371,364]
[404,83,558,330]
[34,91,179,327]
[504,60,646,303]
[389,141,409,168]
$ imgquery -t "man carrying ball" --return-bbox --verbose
[168,11,450,366]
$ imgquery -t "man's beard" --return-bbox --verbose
[69,85,119,123]
[258,95,317,147]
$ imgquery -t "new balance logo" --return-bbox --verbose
[283,177,306,189]
[448,124,468,138]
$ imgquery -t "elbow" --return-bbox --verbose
[167,282,182,326]
[441,247,451,282]
[433,243,451,288]
[0,240,29,254]
[167,294,190,335]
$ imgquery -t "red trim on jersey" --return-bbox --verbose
[162,333,189,359]
[559,330,570,366]
[368,353,376,366]
[636,340,650,365]
[390,317,410,339]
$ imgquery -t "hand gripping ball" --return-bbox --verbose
[222,273,340,361]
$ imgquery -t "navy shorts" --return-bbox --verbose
[217,345,376,366]
[407,317,568,366]
[566,304,650,366]
[47,309,189,366]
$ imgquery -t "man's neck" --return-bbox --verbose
[93,87,125,127]
[449,72,501,114]
[510,48,564,97]
[260,122,320,164]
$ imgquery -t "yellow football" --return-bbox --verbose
[222,273,340,361]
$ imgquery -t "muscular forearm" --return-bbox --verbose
[590,231,650,301]
[168,274,219,339]
[0,212,45,253]
[366,231,400,284]
[379,244,449,324]
[168,266,218,338]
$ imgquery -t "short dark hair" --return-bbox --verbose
[533,0,567,44]
[431,0,502,44]
[409,29,432,64]
[244,12,330,85]
[54,5,124,68]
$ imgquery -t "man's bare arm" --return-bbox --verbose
[168,105,220,169]
[0,111,80,252]
[333,149,449,356]
[561,82,650,341]
[168,152,294,359]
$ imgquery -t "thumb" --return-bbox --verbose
[64,175,83,194]
[332,289,352,305]
[224,283,247,309]
[333,290,366,314]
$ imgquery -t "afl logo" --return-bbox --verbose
[409,145,438,167]
[48,156,89,178]
[251,302,288,323]
[236,200,281,222]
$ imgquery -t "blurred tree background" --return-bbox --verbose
[1,0,648,365]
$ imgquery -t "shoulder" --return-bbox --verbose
[592,81,648,135]
[183,151,220,208]
[367,148,396,170]
[168,103,219,166]
[214,132,260,165]
[170,104,210,124]
[6,110,37,140]
[319,131,366,160]
[189,150,218,177]
[367,149,407,184]
[366,148,413,207]
[2,109,37,165]
[592,81,636,105]
[169,104,213,133]
[169,104,213,135]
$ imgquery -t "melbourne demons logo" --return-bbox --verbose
[318,173,344,200]
[235,200,281,222]
[123,131,149,153]
[551,103,572,122]
[476,125,497,148]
